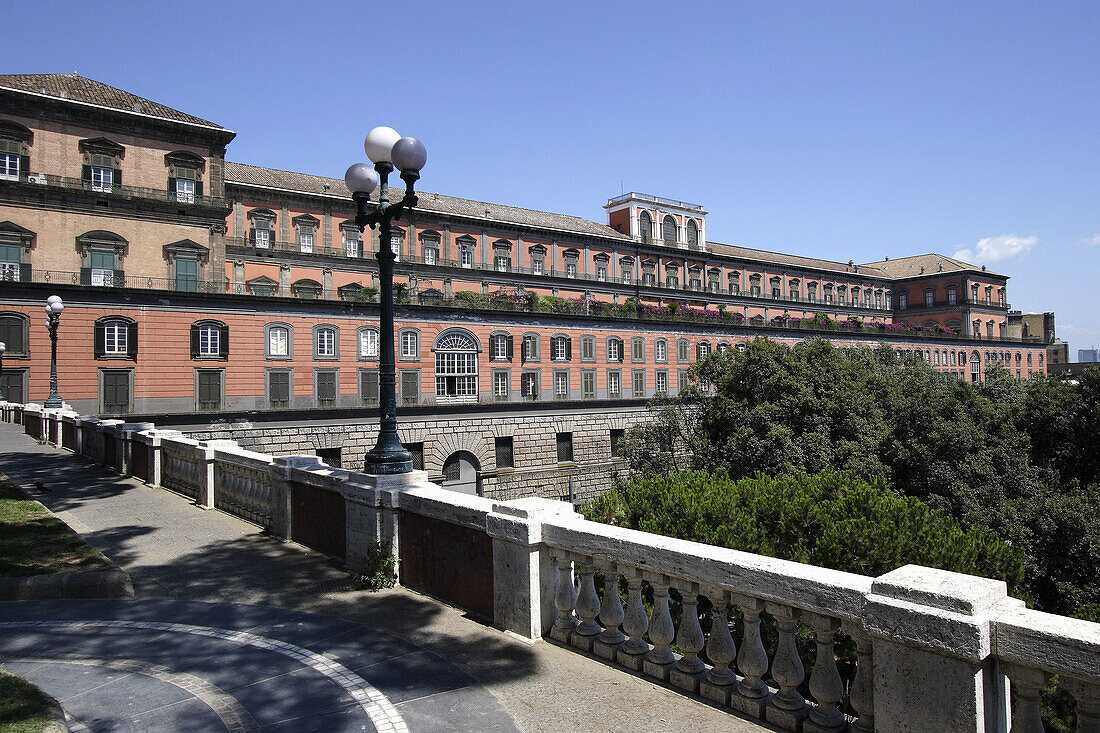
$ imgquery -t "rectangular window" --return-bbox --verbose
[400,331,418,359]
[552,337,568,361]
[101,370,131,415]
[596,265,607,281]
[556,432,574,463]
[104,322,128,354]
[268,370,290,408]
[493,371,509,401]
[655,340,667,362]
[495,253,510,272]
[0,243,20,281]
[0,369,24,403]
[424,246,438,265]
[359,330,378,358]
[400,370,419,405]
[255,228,271,249]
[404,442,424,470]
[344,230,362,258]
[522,335,539,362]
[554,371,568,399]
[495,436,514,469]
[316,370,337,406]
[678,340,690,363]
[0,153,19,180]
[268,328,289,358]
[175,258,198,292]
[607,371,621,398]
[925,291,934,307]
[90,250,115,287]
[491,334,510,360]
[197,370,222,411]
[316,329,336,358]
[532,258,544,275]
[631,338,644,362]
[655,371,668,395]
[582,370,595,399]
[581,336,595,361]
[565,261,577,277]
[632,370,645,397]
[460,247,473,268]
[360,369,379,405]
[607,339,621,362]
[521,371,539,399]
[91,166,113,192]
[610,428,625,457]
[175,178,195,203]
[199,326,220,356]
[678,370,690,393]
[299,231,314,254]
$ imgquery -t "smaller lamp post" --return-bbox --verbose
[345,127,427,475]
[0,341,6,401]
[43,295,64,408]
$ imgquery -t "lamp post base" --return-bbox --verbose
[364,448,413,475]
[43,396,63,409]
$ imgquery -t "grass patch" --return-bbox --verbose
[0,477,109,577]
[0,670,55,733]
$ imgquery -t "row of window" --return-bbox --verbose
[0,121,205,202]
[898,284,1006,310]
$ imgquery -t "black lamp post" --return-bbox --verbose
[43,295,64,408]
[0,341,6,401]
[345,127,427,475]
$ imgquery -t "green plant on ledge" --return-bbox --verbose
[351,541,398,591]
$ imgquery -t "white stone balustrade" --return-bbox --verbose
[3,403,1099,733]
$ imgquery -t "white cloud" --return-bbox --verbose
[1079,234,1100,246]
[953,234,1037,264]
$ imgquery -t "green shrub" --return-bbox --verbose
[351,541,398,591]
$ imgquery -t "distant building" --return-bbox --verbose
[1078,349,1098,363]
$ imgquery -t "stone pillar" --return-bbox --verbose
[339,470,433,573]
[118,422,155,477]
[279,264,291,297]
[487,498,575,639]
[862,565,1015,733]
[322,268,333,299]
[232,260,245,294]
[198,439,238,510]
[267,454,323,539]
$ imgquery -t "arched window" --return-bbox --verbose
[662,215,677,245]
[358,326,379,359]
[191,320,228,360]
[0,311,29,356]
[434,329,479,400]
[313,325,339,359]
[292,278,322,299]
[455,235,476,268]
[94,317,137,359]
[686,220,699,249]
[638,211,652,241]
[264,322,293,360]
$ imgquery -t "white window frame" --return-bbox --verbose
[269,327,289,358]
[255,228,271,249]
[104,322,128,355]
[607,371,621,398]
[0,153,19,181]
[199,326,220,356]
[359,329,379,359]
[401,331,419,359]
[91,166,113,192]
[175,178,195,203]
[316,328,336,358]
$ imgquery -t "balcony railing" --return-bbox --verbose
[0,269,1044,344]
[899,296,1011,311]
[10,173,226,208]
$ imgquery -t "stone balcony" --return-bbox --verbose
[12,401,1100,733]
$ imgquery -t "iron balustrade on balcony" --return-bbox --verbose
[897,295,1011,312]
[6,269,230,294]
[11,173,226,207]
[605,191,705,211]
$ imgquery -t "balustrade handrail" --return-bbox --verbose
[540,511,873,621]
[24,173,227,207]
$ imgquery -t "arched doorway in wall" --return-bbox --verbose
[442,450,481,495]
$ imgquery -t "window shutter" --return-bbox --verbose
[113,169,122,188]
[18,263,30,282]
[168,176,176,197]
[218,325,229,358]
[248,227,255,245]
[127,322,138,358]
[114,269,125,286]
[80,267,91,285]
[506,335,513,360]
[696,344,703,361]
[82,164,91,184]
[93,323,106,358]
[190,325,200,359]
[616,338,624,363]
[194,180,203,198]
[565,337,572,361]
[520,338,527,364]
[18,155,28,180]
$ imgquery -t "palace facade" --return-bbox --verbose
[0,74,1050,479]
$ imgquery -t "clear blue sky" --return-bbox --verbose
[10,1,1099,352]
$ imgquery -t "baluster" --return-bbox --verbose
[643,576,676,681]
[803,612,844,733]
[844,623,875,733]
[701,587,737,706]
[618,570,649,670]
[1062,675,1100,733]
[595,564,625,659]
[730,594,771,719]
[572,559,603,652]
[550,553,577,643]
[765,603,810,731]
[671,582,706,692]
[1003,663,1048,733]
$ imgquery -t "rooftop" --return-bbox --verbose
[0,73,224,129]
[860,253,1002,279]
[225,162,630,241]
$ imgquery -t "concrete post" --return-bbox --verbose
[862,565,1018,733]
[118,423,154,477]
[339,470,432,575]
[198,439,239,510]
[486,498,576,639]
[268,455,324,540]
[96,420,123,465]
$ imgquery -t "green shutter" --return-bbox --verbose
[82,164,91,185]
[18,263,30,281]
[127,322,138,358]
[80,267,91,285]
[190,325,200,358]
[506,335,513,361]
[113,169,121,188]
[168,176,176,198]
[93,323,105,358]
[566,337,572,361]
[113,270,125,286]
[194,180,203,199]
[218,325,229,358]
[18,155,28,180]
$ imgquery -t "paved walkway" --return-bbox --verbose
[0,422,765,732]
